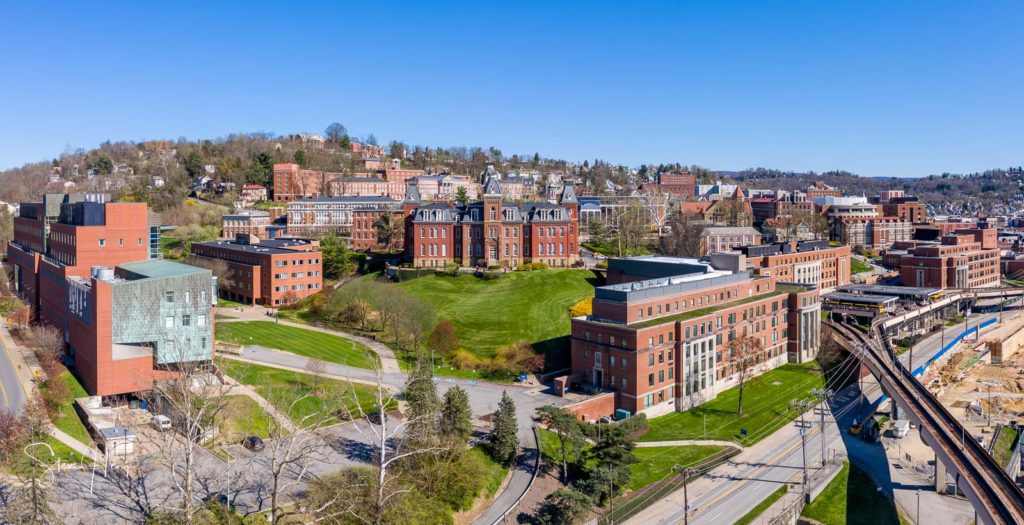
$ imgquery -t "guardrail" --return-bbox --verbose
[491,425,541,525]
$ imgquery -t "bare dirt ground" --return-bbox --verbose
[933,338,1024,443]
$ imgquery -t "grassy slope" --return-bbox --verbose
[851,259,873,274]
[398,270,595,368]
[215,321,379,369]
[216,395,272,445]
[628,445,724,490]
[993,426,1020,469]
[467,446,511,499]
[640,362,824,446]
[40,370,92,444]
[800,461,902,525]
[220,360,390,425]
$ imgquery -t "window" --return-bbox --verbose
[182,314,191,326]
[185,291,191,304]
[610,355,616,367]
[165,291,174,303]
[648,337,654,349]
[659,370,664,383]
[118,238,124,246]
[659,352,664,363]
[622,378,628,389]
[648,374,654,387]
[621,358,628,369]
[197,315,206,327]
[99,239,106,246]
[648,353,655,366]
[165,316,174,329]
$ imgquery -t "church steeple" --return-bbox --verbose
[483,176,502,197]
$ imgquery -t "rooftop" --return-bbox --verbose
[629,289,788,328]
[193,237,317,255]
[117,259,209,280]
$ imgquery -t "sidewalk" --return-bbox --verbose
[635,439,742,450]
[217,306,402,374]
[224,378,298,433]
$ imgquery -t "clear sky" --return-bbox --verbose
[1,1,1021,177]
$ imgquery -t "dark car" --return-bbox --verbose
[241,435,265,451]
[204,493,235,510]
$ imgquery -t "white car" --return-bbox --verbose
[151,415,171,432]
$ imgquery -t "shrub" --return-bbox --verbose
[480,270,502,280]
[451,349,483,371]
[530,262,549,270]
[493,341,544,374]
[487,264,501,270]
[569,297,593,317]
[517,263,531,272]
[41,375,71,420]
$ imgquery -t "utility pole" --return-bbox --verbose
[792,399,814,503]
[811,388,834,467]
[672,464,693,525]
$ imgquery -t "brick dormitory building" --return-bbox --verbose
[884,225,1000,288]
[8,194,216,397]
[190,235,323,306]
[566,255,821,417]
[399,177,581,268]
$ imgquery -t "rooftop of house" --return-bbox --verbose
[193,237,317,255]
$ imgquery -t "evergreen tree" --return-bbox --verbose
[439,386,473,441]
[536,405,585,483]
[535,488,592,525]
[339,134,352,150]
[293,149,308,168]
[489,391,518,466]
[584,426,637,504]
[455,186,469,205]
[404,355,439,442]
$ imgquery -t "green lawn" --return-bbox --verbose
[640,363,824,446]
[214,395,273,446]
[993,426,1020,469]
[628,445,724,490]
[398,270,596,369]
[851,259,873,275]
[736,485,787,525]
[801,461,902,525]
[467,446,510,499]
[220,360,392,426]
[40,370,92,444]
[215,321,379,369]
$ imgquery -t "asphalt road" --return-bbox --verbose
[0,327,28,413]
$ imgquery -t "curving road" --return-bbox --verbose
[0,326,28,413]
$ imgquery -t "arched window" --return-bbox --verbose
[490,207,496,220]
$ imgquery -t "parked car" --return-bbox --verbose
[204,493,235,510]
[241,435,265,451]
[892,420,910,439]
[151,415,172,432]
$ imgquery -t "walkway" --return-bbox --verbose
[635,439,742,449]
[216,306,402,374]
[225,380,298,433]
[49,427,101,462]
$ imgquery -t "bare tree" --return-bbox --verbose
[329,368,447,524]
[183,255,236,292]
[305,357,327,393]
[256,379,339,524]
[728,335,764,417]
[143,354,236,525]
[661,212,707,257]
[641,189,671,237]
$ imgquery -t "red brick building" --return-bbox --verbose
[568,256,820,416]
[190,236,323,306]
[272,163,335,202]
[641,172,696,198]
[899,226,1000,289]
[710,240,852,292]
[8,195,215,397]
[402,178,580,268]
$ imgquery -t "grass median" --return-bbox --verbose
[801,461,904,525]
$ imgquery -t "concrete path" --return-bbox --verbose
[49,427,101,462]
[225,379,298,433]
[635,439,742,449]
[216,306,402,373]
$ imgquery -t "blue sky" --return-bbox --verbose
[1,1,1021,177]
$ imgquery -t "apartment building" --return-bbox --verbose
[272,163,334,202]
[7,194,215,397]
[899,226,1000,289]
[711,239,852,292]
[190,236,322,306]
[568,256,820,416]
[286,195,399,236]
[826,204,912,250]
